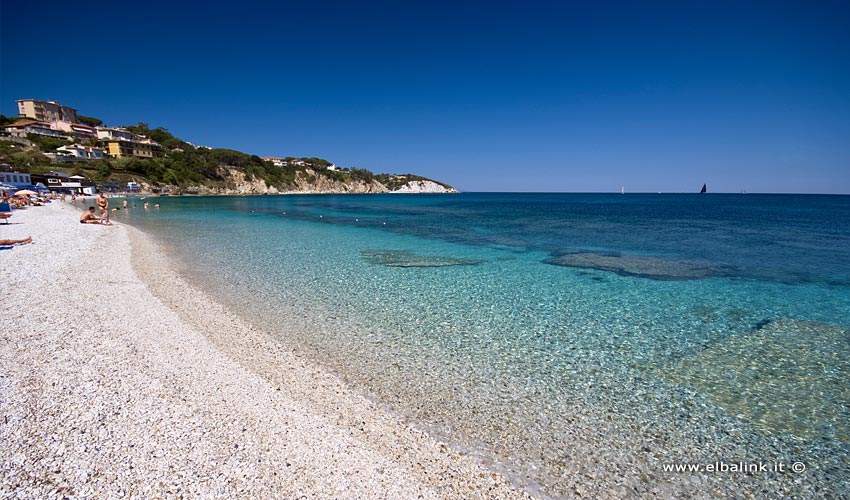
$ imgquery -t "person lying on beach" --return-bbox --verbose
[0,236,32,246]
[80,207,113,225]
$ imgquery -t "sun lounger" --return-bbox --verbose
[0,202,11,223]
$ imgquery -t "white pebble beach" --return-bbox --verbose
[0,201,528,499]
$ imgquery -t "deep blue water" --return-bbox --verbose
[120,193,850,497]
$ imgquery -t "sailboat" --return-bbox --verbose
[621,186,625,195]
[700,183,707,194]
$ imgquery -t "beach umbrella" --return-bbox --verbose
[14,189,37,196]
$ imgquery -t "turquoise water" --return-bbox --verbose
[120,193,850,497]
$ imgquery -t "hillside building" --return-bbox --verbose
[104,139,161,159]
[96,127,137,141]
[17,99,78,124]
[4,119,64,138]
[261,157,287,167]
[96,127,162,159]
[52,121,97,141]
[56,144,106,160]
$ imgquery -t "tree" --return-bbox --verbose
[96,162,111,180]
[162,168,179,186]
[0,115,18,127]
[349,167,374,182]
[306,157,332,169]
[77,115,103,127]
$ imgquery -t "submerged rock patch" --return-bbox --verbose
[660,318,850,441]
[361,250,483,268]
[544,251,733,280]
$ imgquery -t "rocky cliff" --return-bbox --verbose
[390,179,458,194]
[289,169,388,194]
[150,167,457,195]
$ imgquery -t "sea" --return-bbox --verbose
[120,193,850,497]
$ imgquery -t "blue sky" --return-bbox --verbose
[2,1,848,193]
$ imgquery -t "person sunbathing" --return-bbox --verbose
[80,207,112,225]
[0,236,32,246]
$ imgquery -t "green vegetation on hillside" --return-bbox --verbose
[26,133,70,151]
[0,140,53,169]
[374,173,452,191]
[0,120,452,192]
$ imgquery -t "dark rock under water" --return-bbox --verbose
[544,251,735,280]
[660,318,850,441]
[361,250,484,268]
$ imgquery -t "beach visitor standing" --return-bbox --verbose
[97,192,109,222]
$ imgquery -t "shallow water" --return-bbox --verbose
[120,193,850,497]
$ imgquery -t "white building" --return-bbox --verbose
[96,127,138,141]
[57,144,106,160]
[261,157,287,167]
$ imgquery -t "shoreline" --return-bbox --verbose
[0,202,526,498]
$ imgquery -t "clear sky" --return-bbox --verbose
[2,1,848,193]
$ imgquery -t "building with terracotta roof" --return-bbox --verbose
[261,157,287,166]
[4,119,64,138]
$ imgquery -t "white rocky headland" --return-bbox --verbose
[391,180,459,193]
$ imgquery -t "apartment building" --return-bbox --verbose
[104,139,161,159]
[95,127,161,159]
[17,99,78,123]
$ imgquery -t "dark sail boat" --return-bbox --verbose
[700,183,707,194]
